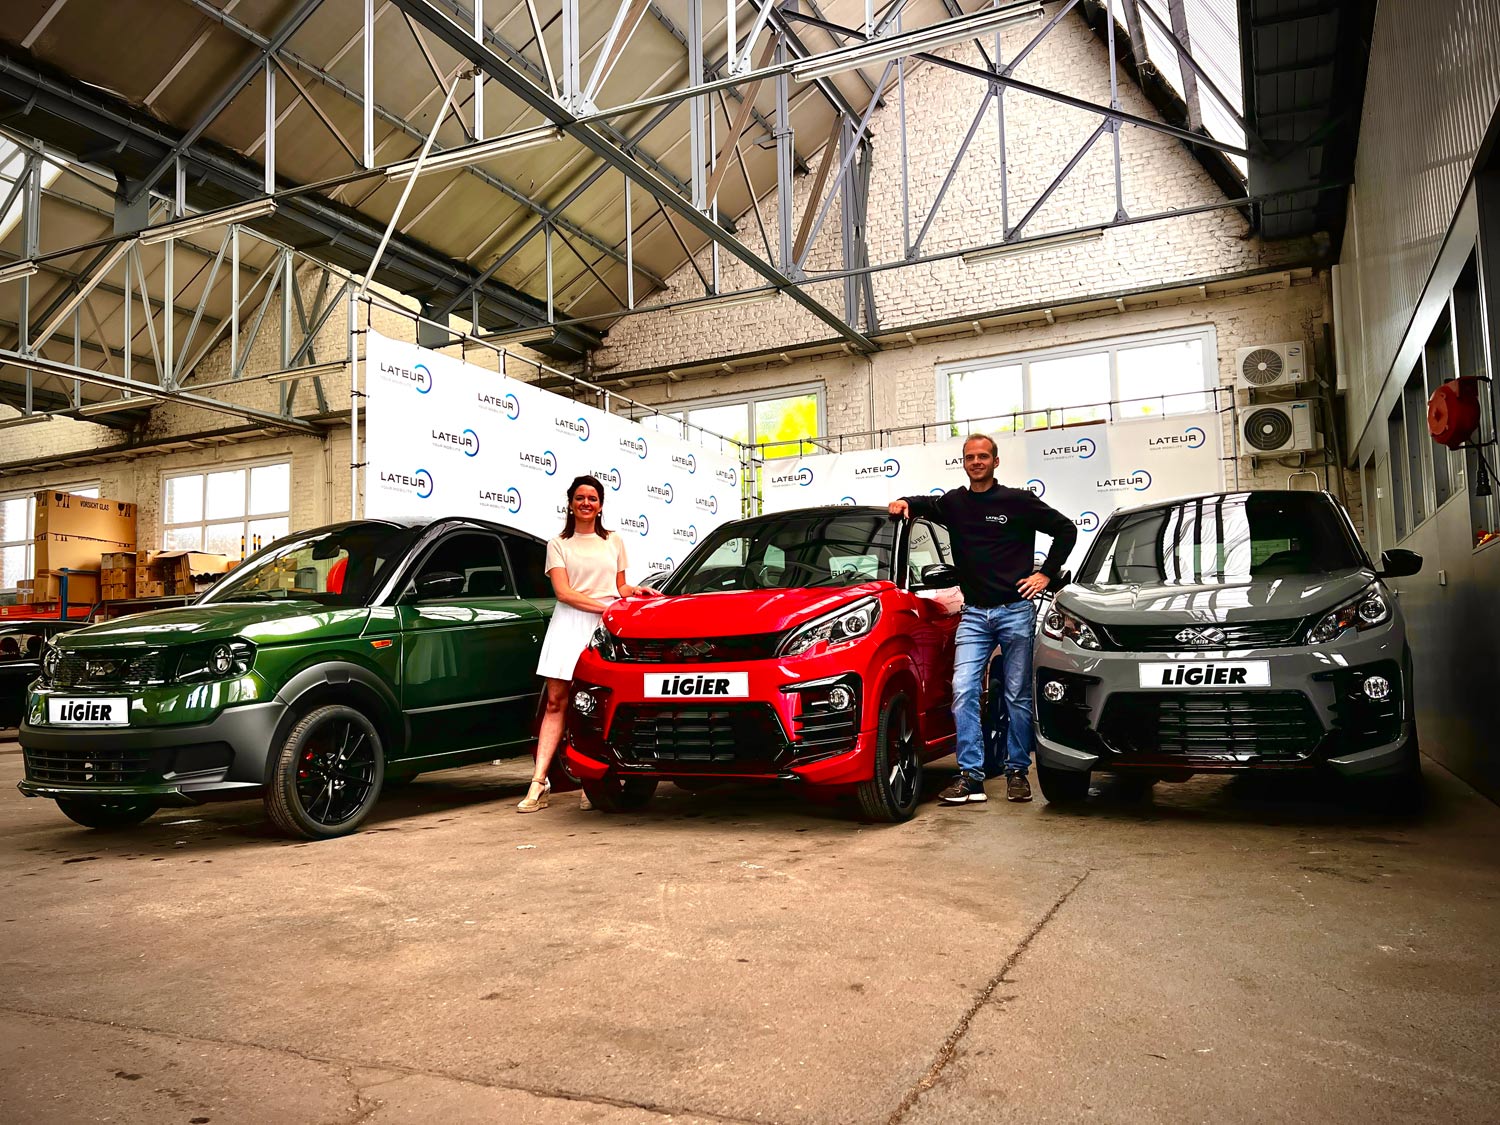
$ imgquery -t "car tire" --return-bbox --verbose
[55,797,157,830]
[1109,773,1156,801]
[1353,742,1425,814]
[265,704,385,839]
[1037,764,1091,805]
[856,690,922,823]
[582,775,658,813]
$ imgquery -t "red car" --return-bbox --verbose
[566,506,963,821]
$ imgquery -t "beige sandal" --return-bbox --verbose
[517,776,551,813]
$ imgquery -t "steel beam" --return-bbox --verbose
[390,0,875,352]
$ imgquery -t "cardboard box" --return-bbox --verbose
[101,550,138,570]
[101,569,137,597]
[33,533,133,574]
[34,492,137,543]
[136,580,166,599]
[134,564,161,585]
[154,551,232,580]
[31,571,100,604]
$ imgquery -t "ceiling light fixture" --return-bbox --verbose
[0,261,39,285]
[477,325,557,346]
[671,290,780,313]
[0,412,53,429]
[137,199,278,245]
[263,360,349,383]
[386,127,563,181]
[961,228,1105,264]
[792,4,1044,82]
[77,397,158,416]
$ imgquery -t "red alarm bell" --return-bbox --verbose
[1427,377,1482,449]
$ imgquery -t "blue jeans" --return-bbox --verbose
[953,602,1037,780]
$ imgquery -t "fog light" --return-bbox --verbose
[827,684,856,711]
[1362,675,1391,701]
[571,689,597,715]
[209,644,234,676]
[1041,680,1067,703]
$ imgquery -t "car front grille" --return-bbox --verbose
[24,745,157,785]
[1098,620,1303,652]
[1097,691,1324,762]
[608,703,788,771]
[610,634,782,663]
[48,649,170,688]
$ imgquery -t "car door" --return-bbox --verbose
[905,519,959,740]
[394,529,544,766]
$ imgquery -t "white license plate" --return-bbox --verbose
[643,672,749,699]
[46,696,130,726]
[1138,661,1270,689]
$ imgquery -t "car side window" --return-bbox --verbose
[503,535,549,597]
[908,520,950,584]
[411,532,509,598]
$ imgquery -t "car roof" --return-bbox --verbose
[1105,489,1341,519]
[288,517,549,547]
[737,504,893,519]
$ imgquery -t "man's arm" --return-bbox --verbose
[889,491,945,522]
[1028,492,1079,579]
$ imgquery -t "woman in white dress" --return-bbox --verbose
[520,474,660,812]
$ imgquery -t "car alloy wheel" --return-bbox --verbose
[266,704,385,839]
[857,691,921,823]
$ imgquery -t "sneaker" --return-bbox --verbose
[1006,771,1033,802]
[938,776,987,805]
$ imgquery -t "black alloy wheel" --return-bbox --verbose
[582,774,659,813]
[856,691,921,822]
[1036,763,1091,805]
[265,704,385,839]
[55,798,158,830]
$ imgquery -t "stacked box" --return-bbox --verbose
[154,551,232,595]
[101,567,137,601]
[32,491,136,584]
[31,572,100,604]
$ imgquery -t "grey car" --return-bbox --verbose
[1032,490,1423,804]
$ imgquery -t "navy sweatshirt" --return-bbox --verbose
[902,485,1078,607]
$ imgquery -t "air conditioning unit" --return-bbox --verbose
[1235,342,1307,389]
[1239,400,1319,456]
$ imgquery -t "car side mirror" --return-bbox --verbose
[411,571,466,600]
[918,563,961,589]
[1378,548,1422,578]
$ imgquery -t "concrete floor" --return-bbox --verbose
[1,742,1496,1125]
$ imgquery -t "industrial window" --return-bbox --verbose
[0,483,101,592]
[938,327,1217,435]
[1422,308,1457,507]
[628,385,823,459]
[1386,405,1408,541]
[162,460,291,558]
[1454,252,1496,548]
[1401,365,1429,529]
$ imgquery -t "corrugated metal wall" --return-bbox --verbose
[1340,0,1500,431]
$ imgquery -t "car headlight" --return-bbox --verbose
[1041,608,1102,650]
[41,642,62,683]
[1307,586,1392,644]
[777,598,882,658]
[175,639,255,683]
[590,625,618,661]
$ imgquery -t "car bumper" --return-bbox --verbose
[1032,630,1412,776]
[17,701,284,804]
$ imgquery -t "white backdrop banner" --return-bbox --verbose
[761,414,1223,572]
[363,331,741,579]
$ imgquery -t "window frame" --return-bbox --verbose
[625,382,826,454]
[935,325,1220,432]
[0,480,102,592]
[160,457,292,558]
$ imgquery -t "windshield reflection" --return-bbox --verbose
[201,523,417,607]
[666,512,898,594]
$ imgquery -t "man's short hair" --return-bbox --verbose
[963,432,998,457]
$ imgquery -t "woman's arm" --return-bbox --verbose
[616,571,661,598]
[549,567,609,613]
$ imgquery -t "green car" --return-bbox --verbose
[19,518,556,838]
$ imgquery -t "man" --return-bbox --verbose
[889,433,1077,805]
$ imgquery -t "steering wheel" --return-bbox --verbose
[753,560,824,588]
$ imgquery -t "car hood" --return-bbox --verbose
[604,582,893,638]
[56,602,372,650]
[1056,567,1377,626]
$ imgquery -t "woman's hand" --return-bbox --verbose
[626,584,663,598]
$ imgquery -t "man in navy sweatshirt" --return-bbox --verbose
[889,433,1077,805]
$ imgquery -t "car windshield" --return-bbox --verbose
[1078,493,1364,586]
[665,511,899,594]
[199,522,418,606]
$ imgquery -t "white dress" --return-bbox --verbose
[536,532,628,680]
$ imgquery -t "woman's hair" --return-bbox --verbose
[560,474,610,540]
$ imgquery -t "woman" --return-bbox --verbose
[521,474,659,812]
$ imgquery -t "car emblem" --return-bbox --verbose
[1175,626,1227,647]
[85,659,119,679]
[670,640,714,660]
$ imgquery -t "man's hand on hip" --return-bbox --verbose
[888,499,910,519]
[1017,572,1051,600]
